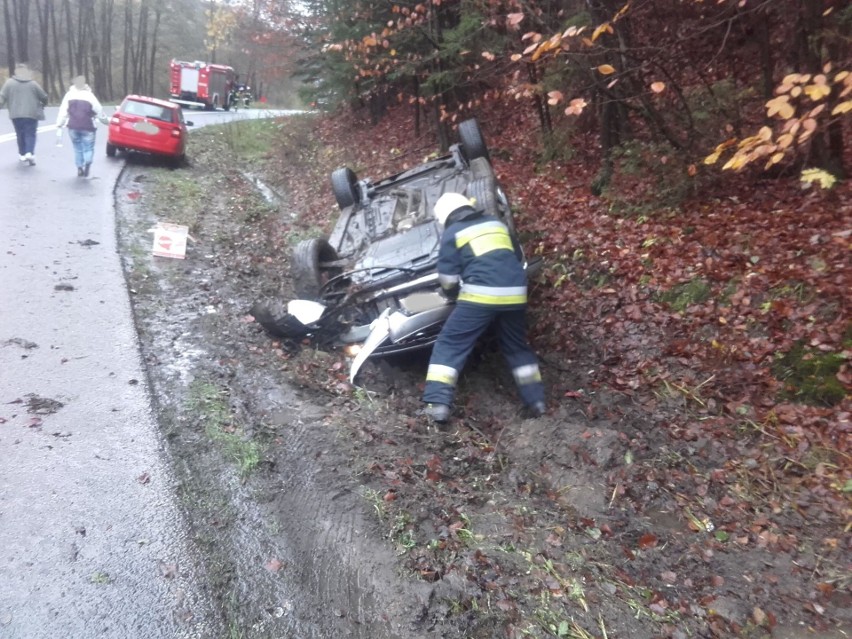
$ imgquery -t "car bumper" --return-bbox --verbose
[108,127,185,157]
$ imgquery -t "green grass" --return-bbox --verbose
[772,340,848,406]
[220,118,279,161]
[656,278,712,312]
[188,380,261,477]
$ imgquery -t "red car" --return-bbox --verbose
[107,95,193,164]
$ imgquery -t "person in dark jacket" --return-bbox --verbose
[56,75,105,177]
[422,192,546,423]
[0,64,48,166]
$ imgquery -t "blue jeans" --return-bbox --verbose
[12,118,38,156]
[69,129,96,168]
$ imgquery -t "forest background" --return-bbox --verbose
[1,1,849,632]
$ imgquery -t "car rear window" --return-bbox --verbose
[122,100,175,123]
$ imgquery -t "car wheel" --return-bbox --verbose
[292,238,340,300]
[466,176,499,216]
[458,118,490,162]
[106,143,117,157]
[330,167,360,209]
[469,156,495,180]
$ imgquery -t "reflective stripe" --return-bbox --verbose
[438,273,460,288]
[513,363,542,385]
[458,291,527,305]
[455,221,513,256]
[459,284,526,306]
[426,364,459,386]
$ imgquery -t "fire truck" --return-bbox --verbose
[169,59,236,110]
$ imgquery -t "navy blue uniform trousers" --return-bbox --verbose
[423,302,544,408]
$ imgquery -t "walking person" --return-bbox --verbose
[422,192,546,424]
[0,63,49,166]
[56,75,105,177]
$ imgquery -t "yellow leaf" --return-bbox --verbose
[564,98,587,116]
[834,71,849,83]
[831,100,852,115]
[723,153,748,171]
[777,133,794,149]
[800,168,837,189]
[769,152,785,166]
[651,81,666,93]
[591,22,613,42]
[507,12,525,26]
[613,3,630,21]
[597,64,616,75]
[782,73,803,85]
[766,95,794,119]
[482,51,495,61]
[804,83,831,101]
[510,53,522,62]
[704,151,720,165]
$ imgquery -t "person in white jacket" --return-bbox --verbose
[56,75,105,177]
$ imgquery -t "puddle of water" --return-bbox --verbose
[243,172,288,213]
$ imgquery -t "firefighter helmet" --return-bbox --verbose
[434,192,472,226]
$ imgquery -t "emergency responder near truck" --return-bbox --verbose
[422,192,546,424]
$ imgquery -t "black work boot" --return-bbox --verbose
[423,403,451,424]
[526,401,547,418]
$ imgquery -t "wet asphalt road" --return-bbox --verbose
[0,108,223,638]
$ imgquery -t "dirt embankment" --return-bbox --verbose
[115,117,850,639]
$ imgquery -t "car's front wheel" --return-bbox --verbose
[330,167,360,209]
[106,143,117,157]
[292,238,340,300]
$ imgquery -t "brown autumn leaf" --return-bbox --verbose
[651,81,666,93]
[637,532,658,549]
[597,64,616,75]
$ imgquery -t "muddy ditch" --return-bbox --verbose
[114,120,850,639]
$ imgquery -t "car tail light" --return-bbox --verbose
[110,116,121,124]
[171,128,181,138]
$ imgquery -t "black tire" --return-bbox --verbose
[292,238,340,300]
[458,118,489,162]
[469,156,495,180]
[106,143,117,157]
[330,167,360,209]
[466,176,499,216]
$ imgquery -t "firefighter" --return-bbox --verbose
[422,192,546,423]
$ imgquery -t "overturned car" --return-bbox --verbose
[251,118,532,382]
